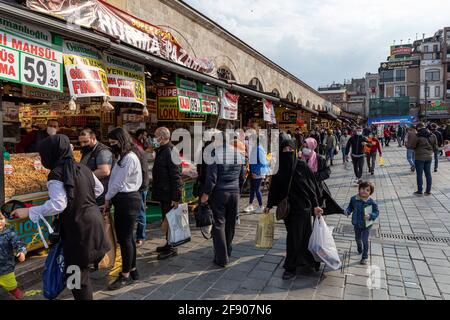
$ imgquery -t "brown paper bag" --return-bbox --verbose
[99,211,116,270]
[160,216,169,234]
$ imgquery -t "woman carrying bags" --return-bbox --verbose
[12,135,110,300]
[104,128,143,291]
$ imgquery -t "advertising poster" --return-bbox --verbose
[263,99,276,124]
[63,40,109,98]
[219,89,239,120]
[104,53,146,105]
[0,15,63,92]
[157,87,206,122]
[176,77,219,115]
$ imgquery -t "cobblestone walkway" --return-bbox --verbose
[2,145,450,300]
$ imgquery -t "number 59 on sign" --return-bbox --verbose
[21,53,62,92]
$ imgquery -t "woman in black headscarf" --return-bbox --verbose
[265,133,324,280]
[12,134,110,300]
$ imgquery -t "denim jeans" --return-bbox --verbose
[366,153,377,173]
[249,178,263,207]
[415,160,432,193]
[406,149,415,168]
[352,156,365,179]
[341,147,347,162]
[136,190,148,241]
[326,148,335,165]
[354,227,370,260]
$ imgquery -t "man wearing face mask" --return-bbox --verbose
[16,119,59,153]
[79,129,114,206]
[346,127,370,184]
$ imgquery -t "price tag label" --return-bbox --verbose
[210,101,219,115]
[4,164,14,175]
[20,53,62,92]
[201,100,211,114]
[190,97,201,113]
[178,96,191,112]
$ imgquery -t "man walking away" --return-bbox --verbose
[346,127,369,184]
[151,127,183,260]
[325,129,337,166]
[410,123,437,196]
[405,127,417,172]
[430,123,443,172]
[201,131,245,267]
[79,129,113,206]
[340,131,350,163]
[397,125,404,147]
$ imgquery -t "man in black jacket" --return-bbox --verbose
[346,127,369,184]
[431,123,443,172]
[79,128,113,206]
[200,132,245,267]
[152,127,183,260]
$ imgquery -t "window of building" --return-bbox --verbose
[425,70,440,81]
[249,77,264,91]
[425,86,430,97]
[423,45,429,53]
[395,86,406,97]
[435,86,440,97]
[217,67,235,81]
[381,70,394,82]
[395,69,406,81]
[434,44,439,52]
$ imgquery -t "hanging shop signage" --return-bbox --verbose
[157,87,206,122]
[426,102,450,115]
[104,54,146,105]
[176,76,219,115]
[63,40,109,98]
[0,15,63,92]
[27,0,215,74]
[262,99,276,124]
[219,89,239,121]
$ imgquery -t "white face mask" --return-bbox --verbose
[47,127,57,136]
[356,131,363,136]
[302,148,312,156]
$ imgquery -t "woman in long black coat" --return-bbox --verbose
[266,133,324,280]
[13,135,110,300]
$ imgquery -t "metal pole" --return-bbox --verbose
[0,80,4,205]
[424,79,428,124]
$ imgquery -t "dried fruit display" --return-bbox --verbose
[4,153,50,198]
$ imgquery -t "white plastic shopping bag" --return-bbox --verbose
[308,217,341,270]
[166,203,191,247]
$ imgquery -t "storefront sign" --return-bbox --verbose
[176,76,219,115]
[63,40,109,98]
[27,0,215,74]
[0,16,63,92]
[104,54,146,105]
[390,45,412,60]
[379,60,420,71]
[219,89,239,120]
[22,85,70,100]
[263,99,276,124]
[157,87,206,122]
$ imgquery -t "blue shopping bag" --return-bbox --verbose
[43,242,66,300]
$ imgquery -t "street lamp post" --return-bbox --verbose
[424,79,428,124]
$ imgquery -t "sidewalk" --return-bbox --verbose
[2,145,450,300]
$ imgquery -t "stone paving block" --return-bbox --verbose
[318,276,345,288]
[405,287,425,300]
[418,276,439,288]
[229,288,259,300]
[428,265,450,276]
[422,285,441,297]
[388,285,405,297]
[346,275,370,287]
[254,261,279,272]
[201,289,231,300]
[344,293,369,300]
[247,269,274,281]
[412,260,432,276]
[408,247,424,260]
[172,289,204,300]
[260,255,284,264]
[372,289,389,300]
[240,278,268,291]
[344,284,370,297]
[315,285,344,299]
[286,288,315,300]
[266,277,295,290]
[256,286,289,300]
[433,274,450,285]
[212,278,242,292]
[184,279,214,293]
[437,283,450,294]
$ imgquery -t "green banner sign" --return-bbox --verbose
[175,75,219,115]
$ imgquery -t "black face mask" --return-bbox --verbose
[81,145,94,155]
[111,144,121,155]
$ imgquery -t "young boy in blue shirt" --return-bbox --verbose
[345,181,379,265]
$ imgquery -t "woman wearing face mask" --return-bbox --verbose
[12,134,109,300]
[104,128,143,290]
[265,133,324,280]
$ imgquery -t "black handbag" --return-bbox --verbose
[194,203,214,239]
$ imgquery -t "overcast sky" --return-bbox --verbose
[184,0,450,90]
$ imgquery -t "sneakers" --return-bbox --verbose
[244,204,255,213]
[360,259,369,265]
[254,206,264,214]
[9,288,23,300]
[157,248,178,260]
[130,269,139,281]
[424,192,432,196]
[414,191,423,196]
[108,273,133,291]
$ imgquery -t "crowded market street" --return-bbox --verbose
[3,145,450,301]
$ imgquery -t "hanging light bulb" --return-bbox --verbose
[68,97,77,111]
[102,96,114,111]
[142,105,149,117]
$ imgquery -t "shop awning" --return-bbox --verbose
[318,110,339,121]
[0,1,280,103]
[279,99,319,115]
